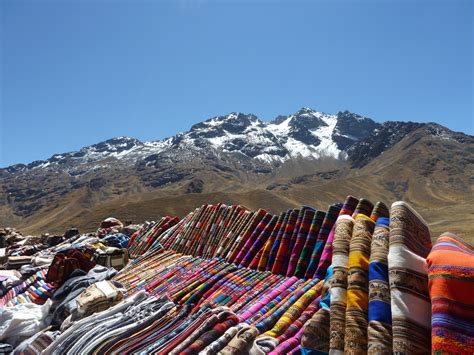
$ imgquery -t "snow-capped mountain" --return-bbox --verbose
[162,107,380,163]
[1,107,381,175]
[1,106,472,228]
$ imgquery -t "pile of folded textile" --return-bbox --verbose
[0,196,472,354]
[127,216,180,258]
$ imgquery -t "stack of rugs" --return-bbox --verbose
[0,195,472,354]
[144,197,387,281]
[127,216,180,258]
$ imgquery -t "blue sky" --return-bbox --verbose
[1,0,472,167]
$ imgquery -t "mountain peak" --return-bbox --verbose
[270,108,325,125]
[113,136,139,142]
[293,107,325,118]
[87,136,142,154]
[190,112,262,132]
[336,110,373,122]
[296,106,315,113]
[287,107,330,131]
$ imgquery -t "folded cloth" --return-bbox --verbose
[276,296,320,343]
[0,270,21,279]
[263,280,323,338]
[0,248,6,264]
[50,265,117,326]
[0,343,13,354]
[13,329,60,355]
[200,323,246,354]
[0,270,22,299]
[59,314,74,332]
[286,209,315,276]
[305,204,342,279]
[344,214,375,353]
[427,232,474,354]
[19,265,48,278]
[99,217,123,230]
[31,256,54,267]
[369,201,389,222]
[270,327,303,355]
[284,208,312,274]
[6,256,32,270]
[46,249,95,286]
[272,210,299,275]
[76,280,125,317]
[102,233,129,249]
[328,215,355,354]
[388,201,432,353]
[220,324,258,355]
[251,335,278,354]
[314,196,359,285]
[185,314,240,354]
[352,198,374,218]
[300,269,332,353]
[241,215,277,268]
[294,210,325,278]
[178,310,239,355]
[93,247,129,270]
[0,299,52,348]
[235,213,274,265]
[300,307,330,353]
[257,212,287,271]
[367,217,392,354]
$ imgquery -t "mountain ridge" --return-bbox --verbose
[3,107,471,171]
[1,107,473,241]
[0,107,440,170]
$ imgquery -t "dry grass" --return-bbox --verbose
[16,185,473,245]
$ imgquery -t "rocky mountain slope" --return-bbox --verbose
[1,107,472,241]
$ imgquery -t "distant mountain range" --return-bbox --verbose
[1,107,473,240]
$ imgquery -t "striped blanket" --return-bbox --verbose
[427,232,474,353]
[388,201,432,353]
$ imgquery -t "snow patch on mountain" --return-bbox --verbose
[268,109,344,160]
[268,116,292,136]
[310,114,341,158]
